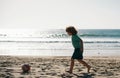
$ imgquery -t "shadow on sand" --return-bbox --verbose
[61,73,94,78]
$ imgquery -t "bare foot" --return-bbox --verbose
[66,71,72,74]
[87,66,91,73]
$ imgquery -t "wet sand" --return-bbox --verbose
[0,56,120,78]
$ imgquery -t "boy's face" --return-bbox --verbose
[67,32,72,36]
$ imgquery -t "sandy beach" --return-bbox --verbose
[0,56,120,78]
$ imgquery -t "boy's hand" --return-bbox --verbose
[80,48,83,52]
[80,38,84,52]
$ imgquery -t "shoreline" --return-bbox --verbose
[1,55,120,59]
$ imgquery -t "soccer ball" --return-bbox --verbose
[22,64,31,73]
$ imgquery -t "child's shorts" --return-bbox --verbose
[71,48,83,59]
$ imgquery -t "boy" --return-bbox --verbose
[66,26,91,73]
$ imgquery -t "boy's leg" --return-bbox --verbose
[77,59,91,73]
[69,58,74,73]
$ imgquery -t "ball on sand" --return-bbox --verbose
[22,64,31,73]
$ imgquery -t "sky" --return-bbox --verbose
[0,0,120,29]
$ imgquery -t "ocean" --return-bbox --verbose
[0,29,120,56]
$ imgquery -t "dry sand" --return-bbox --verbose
[0,56,120,78]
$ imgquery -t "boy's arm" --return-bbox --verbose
[80,38,84,52]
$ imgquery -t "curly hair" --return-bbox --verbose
[66,26,78,35]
